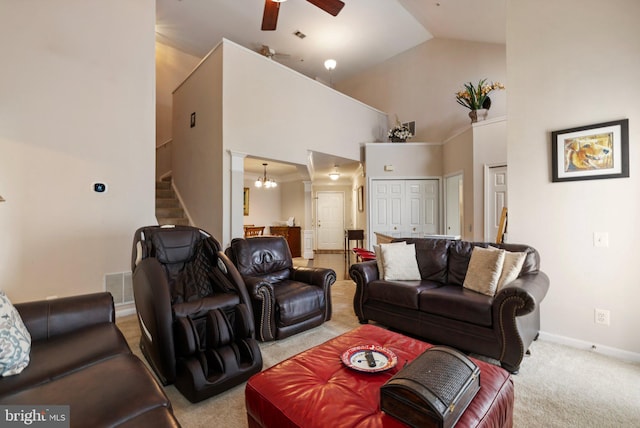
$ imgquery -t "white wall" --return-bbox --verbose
[336,38,507,143]
[0,0,156,302]
[365,143,444,178]
[242,178,282,229]
[172,47,224,238]
[173,39,389,245]
[442,129,474,240]
[508,0,640,356]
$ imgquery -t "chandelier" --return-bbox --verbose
[255,163,277,188]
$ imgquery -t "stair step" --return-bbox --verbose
[156,198,180,208]
[156,188,174,199]
[156,207,185,218]
[156,180,172,190]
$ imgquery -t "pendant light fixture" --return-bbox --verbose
[255,163,277,188]
[328,165,340,181]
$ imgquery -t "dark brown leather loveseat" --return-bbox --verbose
[0,292,180,427]
[350,238,549,373]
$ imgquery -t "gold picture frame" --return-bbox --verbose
[243,187,250,216]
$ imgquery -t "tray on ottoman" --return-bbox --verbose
[381,346,480,428]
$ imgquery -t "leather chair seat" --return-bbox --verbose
[419,285,493,327]
[273,280,325,326]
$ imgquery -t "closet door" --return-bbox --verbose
[371,180,405,238]
[370,179,439,245]
[406,180,439,237]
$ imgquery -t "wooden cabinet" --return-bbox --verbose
[269,226,301,258]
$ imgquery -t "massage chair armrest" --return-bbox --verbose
[291,266,336,290]
[132,257,176,384]
[15,292,116,342]
[493,271,550,317]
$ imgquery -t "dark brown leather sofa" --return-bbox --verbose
[0,292,180,427]
[225,236,336,341]
[350,238,549,373]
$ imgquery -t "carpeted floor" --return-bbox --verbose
[117,278,640,427]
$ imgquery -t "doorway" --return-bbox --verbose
[484,164,507,242]
[444,173,463,237]
[316,191,345,250]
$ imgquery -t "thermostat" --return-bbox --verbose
[93,182,108,193]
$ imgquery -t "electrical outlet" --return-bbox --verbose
[594,308,610,326]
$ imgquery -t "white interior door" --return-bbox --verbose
[316,191,344,250]
[485,165,508,242]
[406,180,439,236]
[371,180,404,238]
[444,174,463,237]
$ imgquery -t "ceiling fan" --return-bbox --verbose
[262,0,345,31]
[257,44,292,61]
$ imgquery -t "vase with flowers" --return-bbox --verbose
[388,122,413,143]
[455,79,505,123]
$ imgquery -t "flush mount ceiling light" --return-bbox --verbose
[255,163,277,188]
[324,59,337,71]
[328,165,340,181]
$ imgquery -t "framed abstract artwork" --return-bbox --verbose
[551,119,629,182]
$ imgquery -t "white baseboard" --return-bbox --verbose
[538,330,640,363]
[115,303,136,318]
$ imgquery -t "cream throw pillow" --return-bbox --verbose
[381,243,421,281]
[373,242,406,279]
[497,251,526,290]
[463,247,506,296]
[486,246,527,290]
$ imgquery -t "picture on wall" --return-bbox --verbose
[551,119,629,182]
[243,187,249,216]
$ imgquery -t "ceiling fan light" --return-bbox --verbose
[272,0,287,2]
[324,59,337,71]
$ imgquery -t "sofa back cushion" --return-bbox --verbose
[397,238,452,283]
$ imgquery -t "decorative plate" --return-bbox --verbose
[341,345,398,373]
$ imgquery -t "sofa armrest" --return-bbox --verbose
[349,261,379,322]
[291,266,336,321]
[15,292,115,342]
[492,271,550,372]
[242,276,276,341]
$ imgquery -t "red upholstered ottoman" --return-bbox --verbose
[246,325,513,427]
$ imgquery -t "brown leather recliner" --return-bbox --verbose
[131,225,262,403]
[225,236,336,341]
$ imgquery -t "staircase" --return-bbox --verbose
[156,178,189,226]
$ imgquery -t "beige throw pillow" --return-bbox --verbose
[374,242,406,279]
[497,251,526,290]
[463,247,506,296]
[381,243,421,281]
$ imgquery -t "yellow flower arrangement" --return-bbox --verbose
[455,79,505,111]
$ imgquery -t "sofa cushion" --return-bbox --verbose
[274,280,325,326]
[447,241,476,285]
[0,353,173,427]
[402,238,452,283]
[0,291,31,377]
[367,280,441,310]
[380,243,421,281]
[419,285,494,327]
[463,247,506,296]
[0,323,130,397]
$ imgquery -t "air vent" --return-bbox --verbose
[293,30,306,39]
[105,272,134,306]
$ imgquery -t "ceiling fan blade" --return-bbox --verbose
[262,0,280,31]
[306,0,345,16]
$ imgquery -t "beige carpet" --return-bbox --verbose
[117,280,640,427]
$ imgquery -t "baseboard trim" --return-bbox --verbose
[115,303,136,318]
[538,330,640,363]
